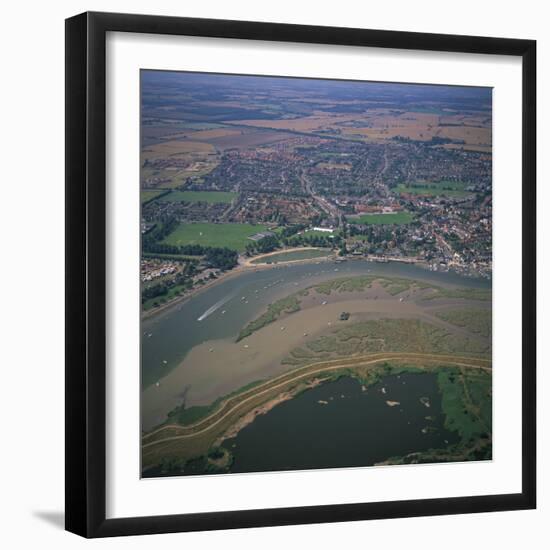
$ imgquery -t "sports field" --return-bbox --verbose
[162,222,270,251]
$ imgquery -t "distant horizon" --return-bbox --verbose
[142,69,492,109]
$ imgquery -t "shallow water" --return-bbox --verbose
[142,260,489,391]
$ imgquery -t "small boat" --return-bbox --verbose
[221,310,226,314]
[162,360,167,364]
[280,326,285,331]
[322,301,327,305]
[244,344,249,349]
[155,382,160,387]
[209,348,214,353]
[303,332,308,337]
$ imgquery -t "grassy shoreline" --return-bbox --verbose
[235,274,490,343]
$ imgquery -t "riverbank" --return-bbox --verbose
[141,245,487,322]
[142,247,336,321]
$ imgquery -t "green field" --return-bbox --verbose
[395,181,472,198]
[141,189,170,204]
[422,286,491,302]
[161,190,237,204]
[283,317,491,368]
[438,368,492,441]
[237,294,302,342]
[250,248,332,264]
[162,222,270,251]
[347,212,415,225]
[436,308,492,338]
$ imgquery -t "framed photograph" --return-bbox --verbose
[65,11,536,537]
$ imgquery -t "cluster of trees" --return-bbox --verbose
[203,247,238,271]
[287,232,341,249]
[244,224,342,257]
[244,235,279,256]
[141,282,168,303]
[141,263,197,305]
[142,217,178,250]
[145,242,206,256]
[279,224,307,238]
[145,243,238,270]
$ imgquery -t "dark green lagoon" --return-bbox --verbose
[223,372,459,473]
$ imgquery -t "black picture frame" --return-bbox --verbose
[65,11,536,538]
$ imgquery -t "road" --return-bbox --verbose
[300,170,342,224]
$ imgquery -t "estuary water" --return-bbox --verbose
[142,260,490,391]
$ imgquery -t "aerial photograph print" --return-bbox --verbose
[140,70,493,478]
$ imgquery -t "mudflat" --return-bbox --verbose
[141,279,490,430]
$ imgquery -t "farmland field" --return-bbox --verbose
[231,114,359,132]
[141,139,215,160]
[347,212,415,225]
[207,128,295,150]
[162,222,271,251]
[160,190,237,204]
